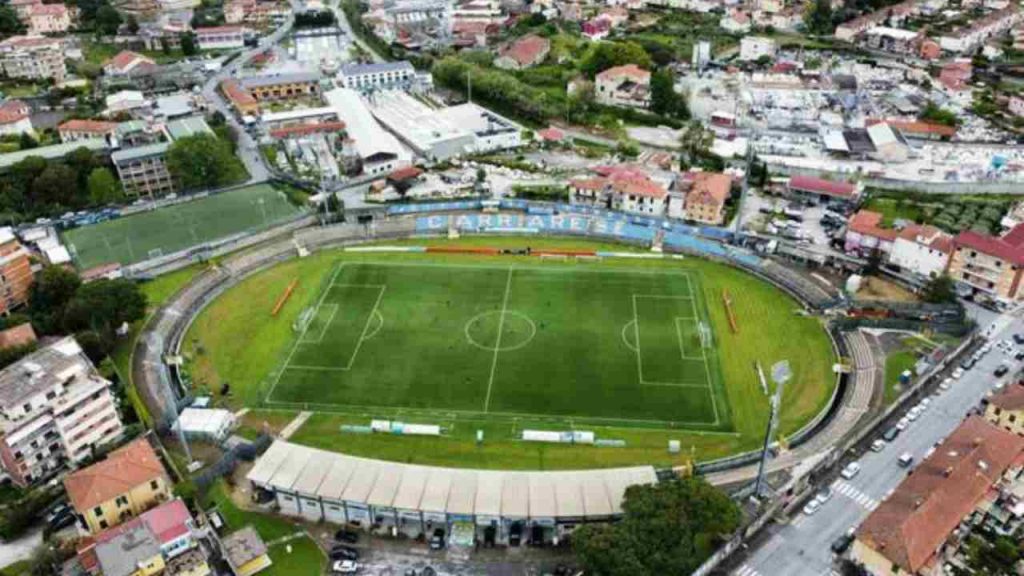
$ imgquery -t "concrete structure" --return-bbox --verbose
[595,64,650,109]
[739,36,777,62]
[247,440,656,545]
[0,337,124,487]
[173,408,236,442]
[195,25,247,50]
[852,416,1024,576]
[494,34,550,70]
[64,438,172,534]
[863,26,921,54]
[948,224,1024,303]
[323,88,405,176]
[338,61,417,93]
[889,226,953,279]
[0,100,32,137]
[0,35,66,81]
[985,382,1024,436]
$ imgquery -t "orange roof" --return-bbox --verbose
[867,118,956,138]
[0,100,29,124]
[220,79,257,107]
[58,119,118,134]
[989,383,1024,412]
[388,166,423,181]
[896,224,953,254]
[105,50,155,72]
[0,323,35,350]
[686,172,731,207]
[611,177,666,199]
[848,210,899,241]
[596,64,649,82]
[64,438,168,513]
[499,34,550,66]
[269,121,347,139]
[27,3,65,15]
[569,177,607,191]
[856,416,1024,574]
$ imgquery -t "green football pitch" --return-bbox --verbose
[266,261,732,430]
[61,184,304,269]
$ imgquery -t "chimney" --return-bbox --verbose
[914,498,923,508]
[944,466,954,477]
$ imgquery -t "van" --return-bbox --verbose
[898,453,914,468]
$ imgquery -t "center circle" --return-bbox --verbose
[465,311,536,352]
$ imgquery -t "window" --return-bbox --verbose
[1010,414,1017,423]
[45,391,55,400]
[99,520,108,530]
[150,480,159,491]
[93,506,103,517]
[116,495,128,507]
[21,403,30,413]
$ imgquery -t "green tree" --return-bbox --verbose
[63,278,147,335]
[0,5,25,36]
[28,265,82,334]
[650,69,688,119]
[921,274,956,303]
[126,14,140,34]
[18,132,37,150]
[574,477,741,576]
[580,41,653,78]
[919,101,959,127]
[95,4,123,35]
[965,534,1021,576]
[180,31,198,56]
[804,0,834,35]
[677,121,714,167]
[87,167,122,205]
[166,133,240,189]
[31,163,77,207]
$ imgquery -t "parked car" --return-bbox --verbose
[952,368,965,379]
[896,417,910,431]
[1013,334,1024,345]
[995,364,1010,377]
[334,529,359,544]
[831,532,855,555]
[815,488,834,505]
[939,378,953,391]
[898,453,914,468]
[871,439,886,452]
[882,427,899,441]
[329,546,358,561]
[803,499,822,515]
[840,462,861,479]
[332,560,359,574]
[960,357,976,370]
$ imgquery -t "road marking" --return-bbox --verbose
[735,564,761,576]
[483,267,514,413]
[833,480,878,510]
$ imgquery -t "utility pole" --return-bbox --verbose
[754,360,791,497]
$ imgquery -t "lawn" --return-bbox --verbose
[61,184,305,269]
[263,536,325,576]
[185,237,836,468]
[203,482,301,542]
[883,350,917,406]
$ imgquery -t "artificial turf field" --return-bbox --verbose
[268,261,731,430]
[184,237,837,468]
[61,183,303,269]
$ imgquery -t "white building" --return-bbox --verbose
[0,100,32,137]
[0,35,66,82]
[323,87,407,176]
[195,26,247,50]
[889,225,953,279]
[105,90,149,115]
[337,61,418,93]
[739,36,777,61]
[0,337,124,487]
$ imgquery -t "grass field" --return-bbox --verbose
[184,237,837,469]
[61,184,304,269]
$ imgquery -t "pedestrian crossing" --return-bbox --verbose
[832,479,878,510]
[735,563,761,576]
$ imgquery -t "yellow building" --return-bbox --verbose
[222,526,272,576]
[984,383,1024,436]
[947,224,1024,303]
[64,437,172,534]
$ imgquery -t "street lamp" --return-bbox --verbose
[754,360,791,497]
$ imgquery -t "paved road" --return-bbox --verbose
[0,527,42,570]
[327,0,383,62]
[734,311,1024,576]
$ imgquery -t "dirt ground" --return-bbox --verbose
[854,276,919,302]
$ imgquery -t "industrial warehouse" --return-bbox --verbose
[246,441,657,546]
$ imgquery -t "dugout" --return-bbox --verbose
[246,441,656,546]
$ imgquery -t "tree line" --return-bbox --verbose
[0,147,122,224]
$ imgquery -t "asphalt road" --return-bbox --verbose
[734,310,1024,576]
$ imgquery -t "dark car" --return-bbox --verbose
[334,529,359,544]
[960,357,976,370]
[430,528,445,550]
[831,533,854,555]
[1013,334,1024,345]
[881,427,899,442]
[1015,351,1024,362]
[995,364,1010,377]
[329,545,359,561]
[47,510,77,532]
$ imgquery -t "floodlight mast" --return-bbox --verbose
[754,361,791,497]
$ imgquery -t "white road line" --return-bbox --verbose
[345,286,387,370]
[483,267,514,413]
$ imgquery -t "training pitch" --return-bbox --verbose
[266,260,732,430]
[61,184,303,269]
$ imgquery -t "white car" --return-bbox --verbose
[940,378,953,391]
[920,398,931,409]
[840,462,861,480]
[994,380,1007,391]
[896,417,910,431]
[871,439,886,452]
[332,560,359,574]
[803,499,822,515]
[907,407,921,421]
[816,488,834,505]
[952,368,965,379]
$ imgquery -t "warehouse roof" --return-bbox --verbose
[247,441,655,520]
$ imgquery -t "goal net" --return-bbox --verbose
[698,321,713,349]
[293,307,315,333]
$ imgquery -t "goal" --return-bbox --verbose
[293,307,315,333]
[698,321,713,349]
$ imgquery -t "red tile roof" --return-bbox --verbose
[954,223,1024,265]
[268,121,346,139]
[58,119,118,134]
[612,177,667,199]
[848,210,899,241]
[867,119,956,138]
[0,100,29,124]
[499,34,550,67]
[596,64,649,83]
[788,174,859,199]
[898,224,953,254]
[686,171,731,207]
[195,25,245,35]
[0,323,35,350]
[105,50,155,72]
[64,438,169,513]
[856,416,1024,574]
[387,166,423,181]
[569,177,607,191]
[989,382,1024,412]
[220,79,257,108]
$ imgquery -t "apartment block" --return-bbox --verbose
[195,25,246,50]
[947,224,1024,303]
[338,61,416,93]
[0,337,124,487]
[0,35,66,82]
[111,116,213,198]
[0,227,33,314]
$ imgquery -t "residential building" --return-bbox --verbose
[103,51,158,76]
[337,61,417,93]
[787,175,862,206]
[0,35,66,82]
[939,60,972,91]
[0,100,32,137]
[739,36,777,62]
[221,526,272,576]
[58,119,119,143]
[719,8,751,33]
[581,18,610,40]
[220,79,260,115]
[851,416,1024,576]
[0,227,33,313]
[9,0,41,19]
[24,3,70,34]
[595,64,650,109]
[889,225,953,279]
[240,72,320,101]
[225,0,289,25]
[111,116,214,198]
[569,166,668,217]
[845,210,898,256]
[195,25,246,50]
[947,224,1024,302]
[862,26,921,54]
[985,382,1024,435]
[834,0,918,41]
[64,437,172,534]
[0,337,123,487]
[105,90,149,115]
[494,34,550,70]
[938,4,1021,53]
[679,171,731,225]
